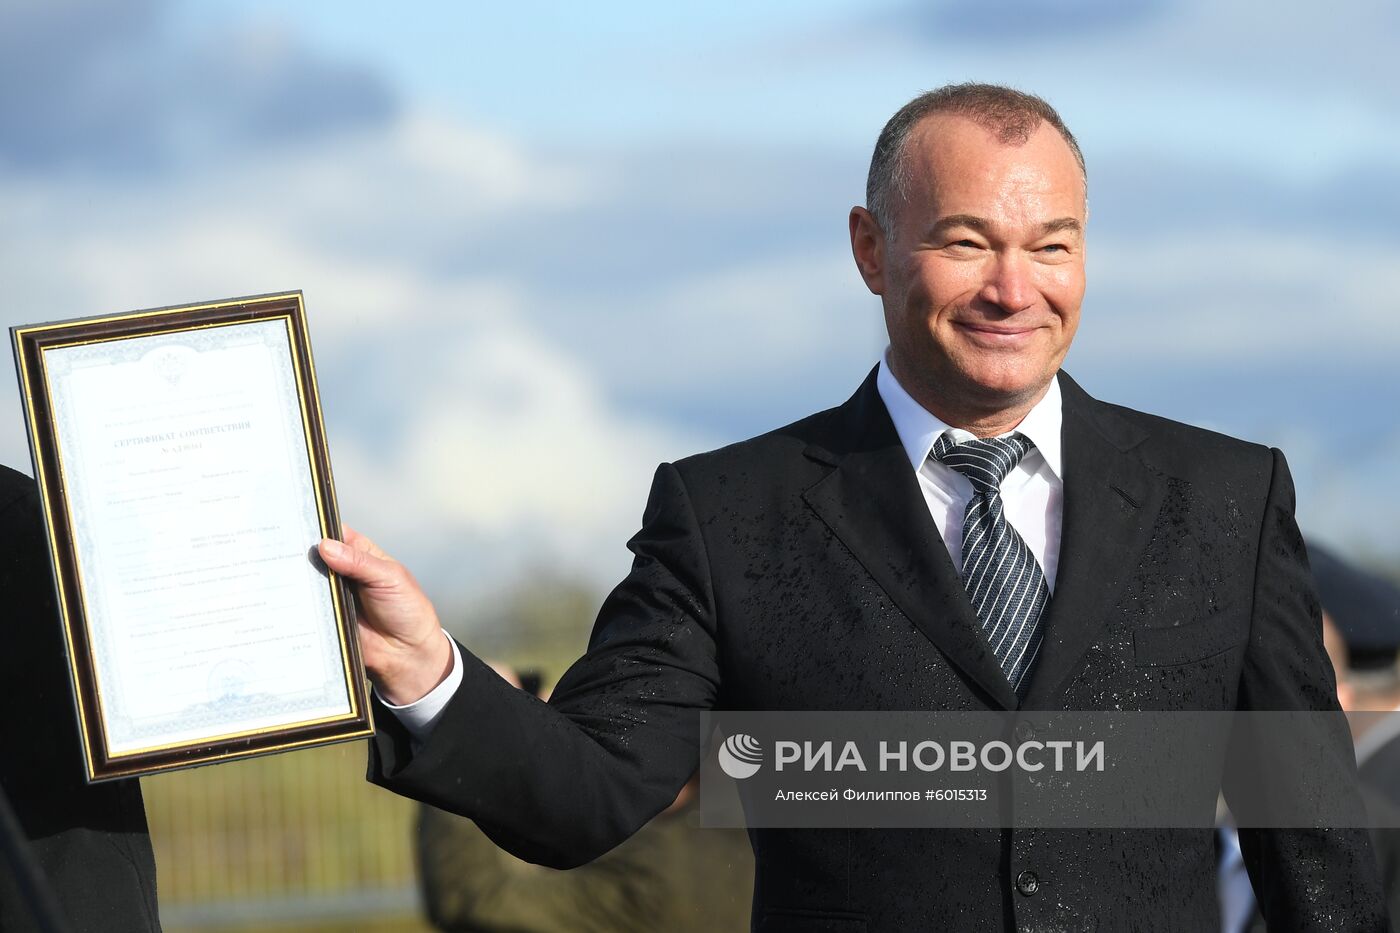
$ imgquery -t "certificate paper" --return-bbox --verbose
[13,293,372,780]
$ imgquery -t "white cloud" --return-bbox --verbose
[589,248,881,399]
[333,324,709,599]
[1076,232,1400,361]
[1272,426,1400,565]
[0,109,708,600]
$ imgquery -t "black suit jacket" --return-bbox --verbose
[1231,790,1400,933]
[370,369,1385,932]
[0,466,161,932]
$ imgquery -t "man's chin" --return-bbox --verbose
[953,365,1055,407]
[893,351,1055,411]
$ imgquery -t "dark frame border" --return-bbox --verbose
[11,291,373,782]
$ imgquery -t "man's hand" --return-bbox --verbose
[318,526,453,706]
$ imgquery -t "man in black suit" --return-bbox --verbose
[0,465,161,932]
[320,84,1386,930]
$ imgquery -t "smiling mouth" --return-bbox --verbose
[954,321,1039,344]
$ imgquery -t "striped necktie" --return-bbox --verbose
[931,432,1048,698]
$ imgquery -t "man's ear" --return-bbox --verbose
[849,206,886,296]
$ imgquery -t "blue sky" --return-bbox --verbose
[2,0,1397,606]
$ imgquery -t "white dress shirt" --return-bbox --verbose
[875,351,1064,591]
[389,354,1068,741]
[381,629,463,740]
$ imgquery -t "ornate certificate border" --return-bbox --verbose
[11,292,373,781]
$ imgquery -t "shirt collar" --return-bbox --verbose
[875,348,1064,481]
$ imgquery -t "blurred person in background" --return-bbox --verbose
[416,663,752,933]
[1217,542,1400,932]
[1309,543,1400,804]
[0,465,160,932]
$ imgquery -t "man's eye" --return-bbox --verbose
[1039,243,1067,253]
[949,239,980,249]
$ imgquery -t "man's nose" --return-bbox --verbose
[978,251,1036,313]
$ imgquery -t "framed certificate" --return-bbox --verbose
[11,292,373,781]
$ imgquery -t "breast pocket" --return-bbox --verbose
[1133,611,1250,667]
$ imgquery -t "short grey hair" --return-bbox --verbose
[865,83,1086,231]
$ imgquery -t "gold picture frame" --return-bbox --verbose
[11,292,373,781]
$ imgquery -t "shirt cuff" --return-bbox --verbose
[375,630,462,744]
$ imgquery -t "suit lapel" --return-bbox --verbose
[1019,371,1166,708]
[802,369,1019,711]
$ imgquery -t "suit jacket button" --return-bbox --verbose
[1015,870,1039,896]
[1014,721,1036,743]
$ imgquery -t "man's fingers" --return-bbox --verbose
[324,525,444,700]
[318,535,397,586]
[343,525,390,560]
